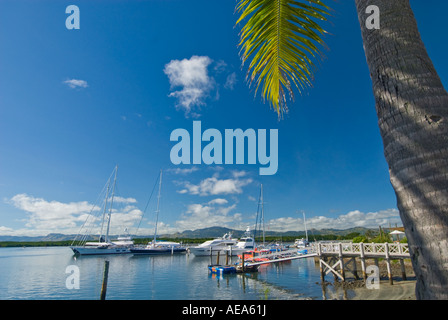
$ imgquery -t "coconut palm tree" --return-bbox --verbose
[235,0,331,117]
[235,0,448,299]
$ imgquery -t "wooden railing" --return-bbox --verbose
[314,242,410,258]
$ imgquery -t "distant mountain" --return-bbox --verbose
[0,233,83,242]
[162,226,373,239]
[0,226,375,242]
[167,227,237,239]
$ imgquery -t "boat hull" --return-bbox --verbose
[70,246,132,255]
[130,247,186,255]
[208,265,236,274]
[188,247,226,256]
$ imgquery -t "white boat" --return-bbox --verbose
[71,240,132,255]
[222,227,255,256]
[70,166,135,255]
[130,170,186,255]
[294,238,309,249]
[131,240,186,255]
[188,233,237,256]
[294,211,309,249]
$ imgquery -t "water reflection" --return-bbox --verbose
[0,247,361,300]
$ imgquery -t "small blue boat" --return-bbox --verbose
[208,265,236,274]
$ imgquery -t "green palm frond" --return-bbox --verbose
[235,0,331,117]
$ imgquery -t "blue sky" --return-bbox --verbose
[1,1,447,237]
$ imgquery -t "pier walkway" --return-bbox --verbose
[243,249,317,266]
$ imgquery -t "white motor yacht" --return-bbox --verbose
[188,233,237,256]
[294,238,309,249]
[222,227,255,256]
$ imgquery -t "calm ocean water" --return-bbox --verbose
[0,246,354,300]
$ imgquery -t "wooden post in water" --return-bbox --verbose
[225,250,229,265]
[100,260,110,300]
[385,243,393,285]
[241,253,245,272]
[360,243,367,281]
[338,243,345,282]
[216,251,220,265]
[319,259,325,282]
[318,243,325,282]
[400,259,407,280]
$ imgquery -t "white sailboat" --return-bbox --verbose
[294,211,309,249]
[70,166,135,255]
[131,170,186,255]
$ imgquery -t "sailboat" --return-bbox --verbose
[131,170,186,255]
[70,166,135,255]
[239,184,287,260]
[294,211,310,249]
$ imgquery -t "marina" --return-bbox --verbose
[0,246,325,300]
[0,243,415,300]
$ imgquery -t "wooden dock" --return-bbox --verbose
[316,242,410,284]
[241,241,411,285]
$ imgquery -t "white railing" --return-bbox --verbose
[314,242,409,258]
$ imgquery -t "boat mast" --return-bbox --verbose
[153,169,162,244]
[303,210,308,242]
[99,174,112,243]
[260,184,265,246]
[105,165,118,243]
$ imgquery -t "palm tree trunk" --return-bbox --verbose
[354,0,448,299]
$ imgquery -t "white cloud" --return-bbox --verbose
[164,55,214,115]
[213,60,227,73]
[9,194,96,232]
[178,176,253,196]
[208,198,228,205]
[3,194,401,237]
[175,202,242,231]
[5,193,143,236]
[144,220,178,235]
[0,226,15,234]
[63,79,88,89]
[111,196,137,204]
[224,72,237,90]
[230,170,248,178]
[265,209,401,232]
[167,167,199,175]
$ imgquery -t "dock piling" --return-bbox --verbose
[100,260,110,300]
[400,259,407,280]
[385,243,393,285]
